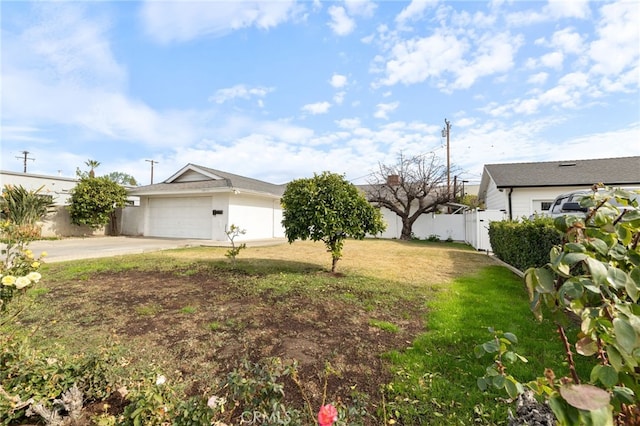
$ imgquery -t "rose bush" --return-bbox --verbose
[1,220,46,311]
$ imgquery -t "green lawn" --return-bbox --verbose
[2,239,583,425]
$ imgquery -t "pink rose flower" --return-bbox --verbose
[318,404,338,426]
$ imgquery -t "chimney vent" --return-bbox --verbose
[387,174,401,186]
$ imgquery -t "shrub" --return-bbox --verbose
[0,221,45,311]
[478,186,640,425]
[0,185,54,240]
[489,216,561,271]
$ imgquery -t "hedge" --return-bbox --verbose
[488,217,562,271]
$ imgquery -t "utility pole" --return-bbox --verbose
[16,151,35,173]
[441,119,451,197]
[145,159,158,184]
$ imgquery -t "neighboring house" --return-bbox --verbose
[0,170,89,236]
[0,169,77,205]
[478,156,640,220]
[126,164,286,241]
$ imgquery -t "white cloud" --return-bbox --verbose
[327,5,355,36]
[379,31,466,86]
[333,91,346,105]
[550,28,584,55]
[16,3,126,90]
[528,72,549,85]
[329,73,348,88]
[335,118,361,129]
[209,85,275,104]
[589,1,640,77]
[540,51,564,69]
[373,102,399,120]
[344,0,377,18]
[140,1,298,43]
[452,32,522,89]
[395,0,436,25]
[301,101,331,115]
[506,0,590,26]
[546,0,591,19]
[378,30,521,90]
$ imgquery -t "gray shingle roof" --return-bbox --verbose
[129,164,286,196]
[485,156,640,188]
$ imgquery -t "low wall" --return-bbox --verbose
[40,206,105,237]
[118,206,144,236]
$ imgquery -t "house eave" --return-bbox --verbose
[494,181,640,190]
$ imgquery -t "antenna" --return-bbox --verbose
[145,159,159,184]
[16,151,35,173]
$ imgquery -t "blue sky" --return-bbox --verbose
[1,0,639,186]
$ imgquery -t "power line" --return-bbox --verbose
[145,159,159,184]
[16,150,35,173]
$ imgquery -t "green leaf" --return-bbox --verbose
[606,345,623,371]
[504,378,522,399]
[503,332,518,344]
[580,406,614,426]
[586,257,608,285]
[482,340,500,354]
[503,351,517,364]
[473,345,486,358]
[548,395,571,425]
[612,386,636,405]
[588,239,609,257]
[596,365,618,388]
[576,336,598,356]
[563,252,588,265]
[477,377,488,392]
[613,317,637,354]
[606,267,628,290]
[491,375,505,389]
[535,267,556,293]
[559,279,584,300]
[627,267,640,302]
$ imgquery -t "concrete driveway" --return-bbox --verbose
[24,236,287,263]
[25,237,203,263]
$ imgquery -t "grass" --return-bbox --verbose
[369,319,400,333]
[383,265,588,425]
[6,239,584,424]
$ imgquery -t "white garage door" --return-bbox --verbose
[148,197,212,239]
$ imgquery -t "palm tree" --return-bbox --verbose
[85,159,101,178]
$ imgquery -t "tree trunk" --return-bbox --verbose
[331,256,339,273]
[400,220,413,240]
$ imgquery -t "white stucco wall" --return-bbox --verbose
[228,194,284,240]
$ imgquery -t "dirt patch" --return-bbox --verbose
[40,268,427,421]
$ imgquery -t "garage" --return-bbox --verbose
[147,197,212,239]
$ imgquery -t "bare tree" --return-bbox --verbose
[365,152,453,240]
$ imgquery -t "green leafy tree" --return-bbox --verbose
[68,177,127,233]
[281,172,386,273]
[105,171,138,186]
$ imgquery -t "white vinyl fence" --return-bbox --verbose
[463,209,506,252]
[377,207,506,252]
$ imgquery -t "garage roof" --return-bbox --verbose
[129,163,286,197]
[484,156,640,188]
